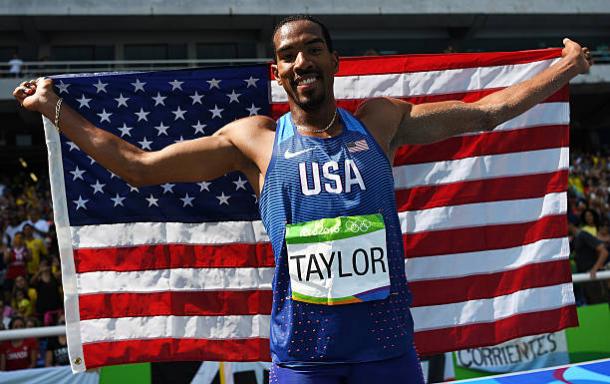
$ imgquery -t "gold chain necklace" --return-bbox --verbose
[294,109,338,133]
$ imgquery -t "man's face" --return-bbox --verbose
[272,20,338,111]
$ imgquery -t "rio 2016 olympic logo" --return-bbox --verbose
[300,221,341,237]
[346,220,371,233]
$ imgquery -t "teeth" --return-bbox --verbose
[299,77,316,85]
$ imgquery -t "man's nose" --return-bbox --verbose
[294,51,313,71]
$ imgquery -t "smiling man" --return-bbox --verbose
[13,14,591,384]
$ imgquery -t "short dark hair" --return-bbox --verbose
[272,14,334,54]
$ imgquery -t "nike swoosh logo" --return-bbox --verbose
[284,147,317,159]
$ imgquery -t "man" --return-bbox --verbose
[8,53,24,78]
[569,222,609,304]
[14,14,591,384]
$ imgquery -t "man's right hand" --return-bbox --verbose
[12,78,59,113]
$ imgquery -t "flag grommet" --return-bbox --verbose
[74,357,82,365]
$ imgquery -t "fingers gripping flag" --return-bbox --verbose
[44,50,577,372]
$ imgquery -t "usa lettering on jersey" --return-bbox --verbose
[299,159,366,195]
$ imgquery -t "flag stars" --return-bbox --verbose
[110,193,125,207]
[70,166,86,181]
[138,137,153,150]
[192,121,206,135]
[209,105,224,119]
[145,194,159,207]
[135,108,150,122]
[233,176,248,191]
[190,91,204,105]
[154,122,170,136]
[172,106,187,121]
[174,136,186,143]
[226,90,241,103]
[244,76,259,88]
[73,196,88,211]
[114,93,130,108]
[90,180,105,194]
[180,193,195,207]
[207,78,221,89]
[66,141,80,152]
[56,81,70,94]
[93,79,108,93]
[97,109,112,123]
[161,183,175,194]
[131,78,146,92]
[169,79,184,91]
[216,192,230,205]
[246,103,261,116]
[129,185,140,193]
[197,181,211,192]
[117,123,133,137]
[110,194,125,207]
[87,155,96,165]
[76,94,91,109]
[152,92,167,106]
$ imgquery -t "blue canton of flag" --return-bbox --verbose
[53,65,270,226]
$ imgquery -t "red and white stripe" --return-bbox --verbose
[47,49,576,372]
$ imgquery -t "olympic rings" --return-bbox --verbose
[346,220,371,233]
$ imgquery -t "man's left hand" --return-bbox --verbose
[562,38,592,75]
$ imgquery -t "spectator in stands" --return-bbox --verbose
[22,224,47,276]
[0,317,38,371]
[8,52,23,78]
[2,232,30,301]
[569,222,609,304]
[2,214,23,247]
[31,259,62,325]
[14,289,33,319]
[45,315,69,367]
[25,317,46,367]
[0,299,13,330]
[26,210,49,240]
[580,208,600,236]
[11,275,37,316]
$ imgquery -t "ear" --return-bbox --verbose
[271,63,282,86]
[332,51,339,74]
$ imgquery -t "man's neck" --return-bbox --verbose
[289,101,340,136]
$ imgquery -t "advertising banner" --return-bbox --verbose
[456,331,569,373]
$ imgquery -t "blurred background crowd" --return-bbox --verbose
[0,172,67,370]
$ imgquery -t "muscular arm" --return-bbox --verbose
[14,79,275,187]
[357,39,591,150]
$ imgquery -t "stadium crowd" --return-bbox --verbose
[0,150,607,370]
[568,151,610,305]
[0,173,67,370]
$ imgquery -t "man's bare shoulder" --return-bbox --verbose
[215,115,277,176]
[217,115,276,137]
[355,97,410,152]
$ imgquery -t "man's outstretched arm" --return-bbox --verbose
[357,38,591,149]
[13,78,273,187]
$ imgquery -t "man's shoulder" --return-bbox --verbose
[223,115,276,134]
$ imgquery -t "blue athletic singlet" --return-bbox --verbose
[259,108,416,365]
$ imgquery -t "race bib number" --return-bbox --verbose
[285,214,390,305]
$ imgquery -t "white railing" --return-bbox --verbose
[0,271,606,342]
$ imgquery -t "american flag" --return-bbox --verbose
[44,49,577,372]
